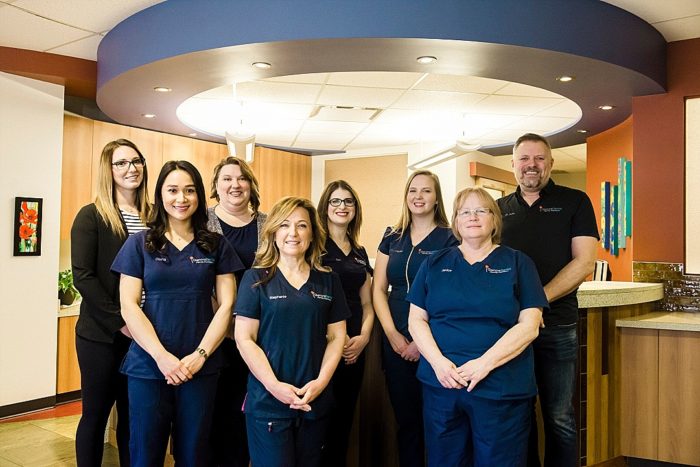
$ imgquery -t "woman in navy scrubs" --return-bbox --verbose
[317,180,374,467]
[373,170,458,467]
[207,156,268,467]
[71,139,151,466]
[407,187,547,467]
[112,160,240,467]
[235,197,350,467]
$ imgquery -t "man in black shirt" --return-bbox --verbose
[498,133,599,467]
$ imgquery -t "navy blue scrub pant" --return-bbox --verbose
[127,373,218,467]
[423,384,531,467]
[211,338,250,467]
[246,415,328,467]
[382,336,424,467]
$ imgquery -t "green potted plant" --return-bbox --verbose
[58,269,80,306]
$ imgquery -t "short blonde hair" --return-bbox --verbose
[391,170,450,235]
[210,157,261,213]
[254,197,328,285]
[451,187,502,244]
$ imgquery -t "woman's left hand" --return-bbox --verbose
[343,334,369,364]
[400,341,420,362]
[296,378,329,407]
[457,357,493,392]
[180,351,206,376]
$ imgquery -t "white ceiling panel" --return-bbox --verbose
[392,89,486,111]
[482,128,537,142]
[296,132,355,144]
[505,116,576,132]
[47,33,103,60]
[603,0,700,23]
[302,120,368,134]
[472,95,562,115]
[495,82,564,98]
[317,85,404,108]
[415,74,509,94]
[535,100,582,118]
[0,6,90,50]
[462,113,523,129]
[654,15,700,42]
[265,73,329,84]
[245,102,314,120]
[326,71,423,89]
[236,81,321,104]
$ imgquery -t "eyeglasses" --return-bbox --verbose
[329,198,356,207]
[457,207,491,217]
[112,158,145,171]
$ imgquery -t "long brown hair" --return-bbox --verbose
[317,180,364,249]
[391,170,449,235]
[94,139,151,238]
[254,197,328,285]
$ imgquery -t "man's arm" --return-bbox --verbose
[543,236,598,303]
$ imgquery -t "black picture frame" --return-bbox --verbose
[13,197,43,256]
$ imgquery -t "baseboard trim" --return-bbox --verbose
[56,390,81,404]
[0,395,56,419]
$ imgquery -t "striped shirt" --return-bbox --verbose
[121,210,148,235]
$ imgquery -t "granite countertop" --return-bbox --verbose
[616,311,700,332]
[577,281,664,308]
[58,301,81,318]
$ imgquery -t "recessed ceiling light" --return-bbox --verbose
[153,86,171,92]
[576,129,588,134]
[188,132,198,137]
[556,75,575,82]
[416,56,437,64]
[252,62,271,69]
[598,105,615,111]
[141,113,156,118]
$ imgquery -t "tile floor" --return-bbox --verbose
[0,402,173,466]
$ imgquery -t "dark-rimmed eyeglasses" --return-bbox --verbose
[112,158,145,171]
[329,198,355,207]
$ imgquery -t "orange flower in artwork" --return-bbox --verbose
[20,209,38,224]
[19,224,35,240]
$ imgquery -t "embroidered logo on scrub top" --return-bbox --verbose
[417,249,438,255]
[269,295,287,300]
[539,206,563,213]
[353,257,367,266]
[503,212,516,217]
[485,265,512,274]
[155,256,169,263]
[189,256,215,264]
[310,291,333,302]
[441,268,452,273]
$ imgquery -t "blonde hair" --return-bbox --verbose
[391,170,450,235]
[317,180,364,249]
[254,197,329,285]
[451,187,502,244]
[210,157,261,213]
[94,139,151,238]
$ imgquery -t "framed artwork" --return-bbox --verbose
[13,197,42,256]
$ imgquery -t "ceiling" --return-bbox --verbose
[2,0,699,173]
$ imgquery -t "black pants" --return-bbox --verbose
[211,338,250,467]
[75,333,131,467]
[321,353,366,467]
[382,336,425,467]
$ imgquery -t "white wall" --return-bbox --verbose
[0,72,64,407]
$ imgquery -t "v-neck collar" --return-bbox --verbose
[460,245,500,266]
[166,238,194,253]
[278,267,311,292]
[329,237,353,258]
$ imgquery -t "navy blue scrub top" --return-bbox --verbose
[235,268,351,419]
[407,246,548,400]
[111,230,243,379]
[321,238,373,337]
[378,226,458,339]
[219,215,258,285]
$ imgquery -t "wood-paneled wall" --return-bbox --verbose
[56,315,80,394]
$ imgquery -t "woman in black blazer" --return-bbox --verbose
[71,139,152,466]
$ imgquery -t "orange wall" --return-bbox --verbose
[586,117,633,281]
[632,38,700,263]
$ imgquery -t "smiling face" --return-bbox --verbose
[216,163,251,212]
[274,206,312,259]
[111,145,144,192]
[406,174,437,217]
[456,193,495,244]
[326,188,356,228]
[512,140,554,194]
[161,169,198,223]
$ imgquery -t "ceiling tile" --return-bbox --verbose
[462,113,523,129]
[236,81,321,104]
[265,73,329,84]
[13,0,165,32]
[535,99,582,118]
[603,0,700,24]
[653,15,700,42]
[415,74,509,94]
[392,89,486,111]
[317,85,404,108]
[46,33,103,60]
[302,120,368,134]
[505,115,577,133]
[495,82,564,98]
[0,6,90,51]
[472,95,562,115]
[244,102,314,120]
[326,71,423,89]
[295,132,355,144]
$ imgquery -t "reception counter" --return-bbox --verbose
[573,281,663,466]
[618,312,700,466]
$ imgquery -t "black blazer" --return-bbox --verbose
[71,204,129,343]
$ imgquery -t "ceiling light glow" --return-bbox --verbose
[576,129,588,134]
[416,56,437,64]
[252,62,272,69]
[556,76,574,82]
[153,86,172,92]
[598,105,615,110]
[141,113,156,118]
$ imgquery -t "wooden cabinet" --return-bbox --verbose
[56,314,81,394]
[620,326,700,465]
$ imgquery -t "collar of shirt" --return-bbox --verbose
[515,178,556,205]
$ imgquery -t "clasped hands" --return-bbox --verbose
[155,349,207,386]
[432,356,492,391]
[268,379,328,412]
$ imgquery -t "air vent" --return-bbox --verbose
[309,105,382,123]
